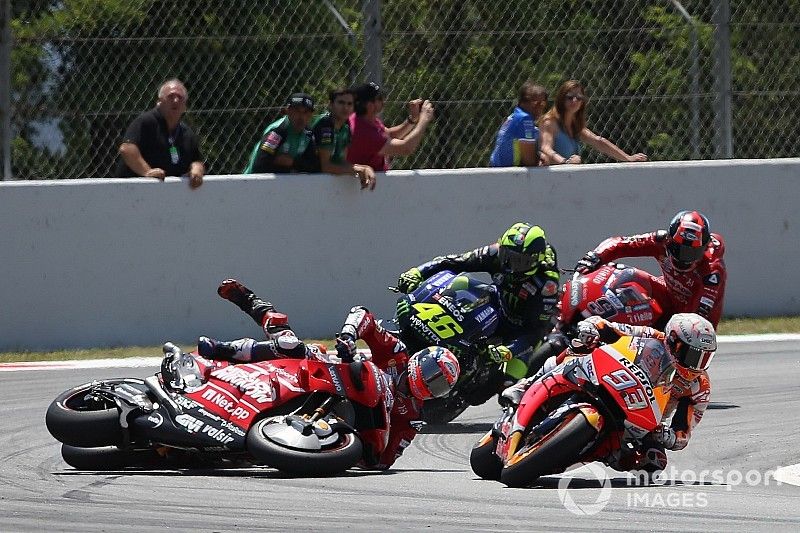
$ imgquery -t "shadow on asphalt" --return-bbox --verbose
[53,467,399,479]
[496,476,727,490]
[707,402,740,410]
[421,422,494,434]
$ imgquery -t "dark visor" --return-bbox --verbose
[669,242,705,264]
[498,247,535,274]
[669,337,715,371]
[418,354,452,398]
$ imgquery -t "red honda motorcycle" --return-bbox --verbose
[528,263,665,373]
[470,335,675,487]
[45,344,391,476]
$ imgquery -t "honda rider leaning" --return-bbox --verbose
[197,279,460,470]
[575,210,727,328]
[502,313,716,474]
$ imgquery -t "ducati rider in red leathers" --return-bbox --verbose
[197,279,460,470]
[575,210,727,328]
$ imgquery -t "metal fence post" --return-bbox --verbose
[362,0,382,86]
[0,0,12,179]
[670,0,701,159]
[712,0,733,158]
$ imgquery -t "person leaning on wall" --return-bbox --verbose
[538,79,648,165]
[489,81,549,167]
[115,78,205,188]
[309,88,377,190]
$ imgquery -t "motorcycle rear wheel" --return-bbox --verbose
[247,416,363,476]
[500,411,599,488]
[60,444,162,470]
[469,431,502,481]
[45,378,140,447]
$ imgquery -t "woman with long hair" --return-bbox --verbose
[538,80,648,165]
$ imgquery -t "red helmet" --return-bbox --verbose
[667,210,711,271]
[407,346,460,400]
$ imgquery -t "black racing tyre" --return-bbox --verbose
[247,417,363,476]
[60,444,162,470]
[469,431,502,481]
[500,411,599,488]
[45,378,140,447]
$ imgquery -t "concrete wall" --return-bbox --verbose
[1,158,798,351]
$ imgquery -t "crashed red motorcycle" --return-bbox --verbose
[528,263,665,373]
[470,335,674,487]
[45,343,391,475]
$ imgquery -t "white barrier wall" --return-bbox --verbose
[1,159,798,351]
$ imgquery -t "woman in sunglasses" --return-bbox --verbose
[538,79,648,165]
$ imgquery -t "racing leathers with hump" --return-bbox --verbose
[396,222,560,376]
[503,313,715,473]
[198,279,459,470]
[576,210,726,328]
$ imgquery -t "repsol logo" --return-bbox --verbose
[618,357,655,403]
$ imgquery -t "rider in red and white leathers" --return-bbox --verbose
[502,313,715,472]
[575,210,727,328]
[198,279,458,470]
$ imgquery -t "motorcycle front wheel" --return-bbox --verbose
[500,410,600,488]
[469,431,502,481]
[45,378,142,447]
[247,415,363,476]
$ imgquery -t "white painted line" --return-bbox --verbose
[1,334,798,372]
[774,464,800,487]
[718,333,800,343]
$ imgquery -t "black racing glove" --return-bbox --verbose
[575,251,602,274]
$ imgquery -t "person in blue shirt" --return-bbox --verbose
[489,82,548,167]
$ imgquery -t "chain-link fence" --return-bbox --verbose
[1,0,797,180]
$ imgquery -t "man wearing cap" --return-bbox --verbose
[244,93,317,174]
[347,82,435,172]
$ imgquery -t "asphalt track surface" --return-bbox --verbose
[2,339,800,532]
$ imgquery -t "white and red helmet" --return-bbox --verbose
[407,346,460,401]
[664,313,717,378]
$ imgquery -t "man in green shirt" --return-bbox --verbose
[244,93,317,174]
[310,88,376,189]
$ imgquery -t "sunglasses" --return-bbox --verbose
[565,93,585,101]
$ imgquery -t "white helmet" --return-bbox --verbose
[664,313,717,376]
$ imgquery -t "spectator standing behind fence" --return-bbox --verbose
[115,79,205,188]
[244,93,317,174]
[538,80,648,165]
[310,88,377,190]
[489,81,549,167]
[346,82,434,172]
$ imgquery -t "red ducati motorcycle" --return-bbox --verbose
[470,336,675,487]
[46,344,391,476]
[528,263,665,373]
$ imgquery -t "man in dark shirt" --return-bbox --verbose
[243,93,317,174]
[115,79,205,188]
